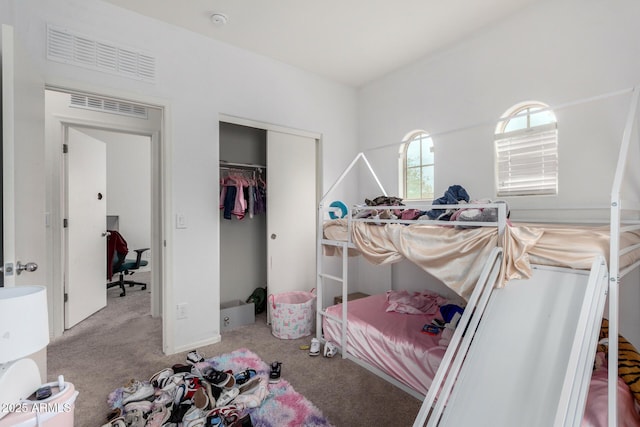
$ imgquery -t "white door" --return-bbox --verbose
[266,131,317,296]
[1,24,46,287]
[64,127,107,328]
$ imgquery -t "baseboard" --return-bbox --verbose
[171,334,222,355]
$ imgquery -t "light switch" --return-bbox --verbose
[176,213,187,229]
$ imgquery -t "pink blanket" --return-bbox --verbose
[323,293,446,396]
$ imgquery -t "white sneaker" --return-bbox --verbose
[309,338,321,356]
[186,349,205,365]
[121,380,155,405]
[324,341,338,358]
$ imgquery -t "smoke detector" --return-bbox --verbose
[210,13,228,26]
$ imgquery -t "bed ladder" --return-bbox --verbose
[413,256,609,427]
[315,235,353,357]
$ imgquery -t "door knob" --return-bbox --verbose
[16,261,38,275]
[271,233,277,240]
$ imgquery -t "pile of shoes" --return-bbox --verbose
[102,350,271,427]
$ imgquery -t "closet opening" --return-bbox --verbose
[219,122,268,327]
[218,118,320,331]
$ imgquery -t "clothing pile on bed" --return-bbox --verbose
[352,185,509,226]
[385,289,465,346]
[103,350,268,427]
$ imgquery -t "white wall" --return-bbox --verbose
[357,0,640,344]
[1,0,359,353]
[358,0,640,216]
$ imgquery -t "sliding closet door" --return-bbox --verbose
[266,131,316,296]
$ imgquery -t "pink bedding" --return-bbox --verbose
[582,353,640,427]
[322,293,447,396]
[323,294,640,425]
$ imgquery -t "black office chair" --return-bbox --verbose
[106,230,149,297]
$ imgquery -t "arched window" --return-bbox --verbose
[400,131,434,200]
[495,102,558,197]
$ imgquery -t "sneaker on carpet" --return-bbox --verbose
[208,404,240,425]
[234,369,257,385]
[309,338,321,356]
[323,341,338,358]
[192,387,210,410]
[123,406,148,427]
[205,414,224,427]
[172,363,193,374]
[152,390,174,409]
[186,349,206,365]
[123,400,153,414]
[167,403,191,424]
[145,405,171,427]
[149,367,174,387]
[269,361,282,383]
[238,376,261,395]
[234,384,269,410]
[182,405,207,427]
[215,387,239,407]
[121,380,155,405]
[203,368,235,389]
[158,372,187,393]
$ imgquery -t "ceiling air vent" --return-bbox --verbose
[47,24,156,83]
[69,94,148,119]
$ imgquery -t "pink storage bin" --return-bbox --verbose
[0,380,78,427]
[269,289,316,339]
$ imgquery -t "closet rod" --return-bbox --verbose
[219,160,266,170]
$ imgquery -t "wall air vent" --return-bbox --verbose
[47,24,156,83]
[69,94,149,119]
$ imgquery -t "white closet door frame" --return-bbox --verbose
[218,114,321,321]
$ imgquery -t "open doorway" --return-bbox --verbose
[46,88,163,335]
[65,126,151,328]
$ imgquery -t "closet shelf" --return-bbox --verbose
[219,160,266,170]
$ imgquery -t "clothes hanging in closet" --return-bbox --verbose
[219,169,266,220]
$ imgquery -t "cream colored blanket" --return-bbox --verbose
[323,220,640,300]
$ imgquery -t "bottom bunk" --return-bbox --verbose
[322,292,450,398]
[321,265,640,426]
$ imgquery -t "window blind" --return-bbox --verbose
[495,126,558,197]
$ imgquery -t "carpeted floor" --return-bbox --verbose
[47,275,421,426]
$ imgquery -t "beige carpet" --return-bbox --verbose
[47,275,421,426]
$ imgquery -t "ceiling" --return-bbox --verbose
[102,0,538,87]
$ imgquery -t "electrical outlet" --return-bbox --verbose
[176,303,188,319]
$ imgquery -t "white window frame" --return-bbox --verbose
[495,102,558,197]
[399,131,434,200]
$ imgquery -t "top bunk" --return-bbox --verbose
[321,198,640,300]
[319,86,640,301]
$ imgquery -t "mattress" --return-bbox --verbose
[322,292,640,426]
[323,219,640,300]
[322,293,447,397]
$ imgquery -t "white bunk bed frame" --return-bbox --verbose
[316,86,640,427]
